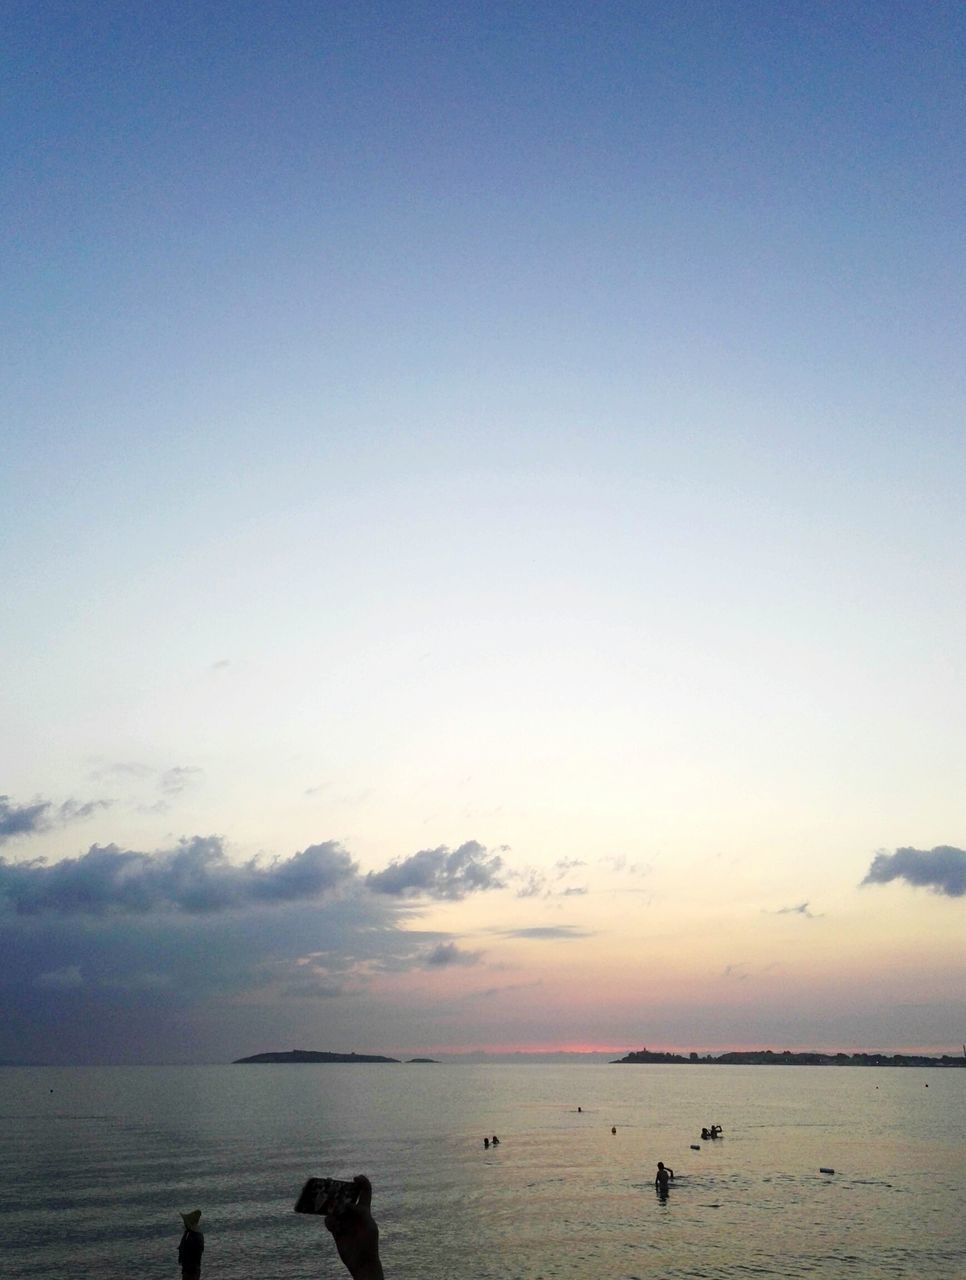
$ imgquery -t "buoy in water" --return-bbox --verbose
[819,1167,835,1175]
[690,1144,701,1150]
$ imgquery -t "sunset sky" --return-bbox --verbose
[2,1,963,1064]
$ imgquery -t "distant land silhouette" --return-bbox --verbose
[231,1046,965,1067]
[234,1049,400,1064]
[614,1047,966,1068]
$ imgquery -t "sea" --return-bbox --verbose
[0,1063,963,1279]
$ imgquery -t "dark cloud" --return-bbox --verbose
[0,832,509,1062]
[0,797,50,842]
[421,942,482,968]
[0,837,356,916]
[0,883,404,1059]
[0,869,417,1062]
[771,902,820,918]
[861,846,966,898]
[365,841,504,900]
[495,925,592,940]
[280,969,347,999]
[0,795,111,845]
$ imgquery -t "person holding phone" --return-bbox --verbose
[324,1174,383,1280]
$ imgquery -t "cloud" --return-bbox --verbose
[861,846,966,898]
[0,795,111,845]
[365,841,505,900]
[160,766,204,796]
[87,763,202,811]
[280,969,347,999]
[0,837,356,916]
[771,901,820,918]
[494,925,592,940]
[36,965,84,990]
[0,832,513,1061]
[0,863,407,1061]
[421,942,482,968]
[89,762,154,782]
[514,870,547,898]
[0,797,50,843]
[58,799,112,822]
[722,961,782,982]
[461,980,543,1001]
[102,971,170,992]
[512,862,587,899]
[600,855,651,876]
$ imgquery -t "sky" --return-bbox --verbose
[1,0,964,1065]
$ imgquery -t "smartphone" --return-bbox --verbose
[294,1177,360,1216]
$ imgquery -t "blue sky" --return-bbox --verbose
[1,1,964,1063]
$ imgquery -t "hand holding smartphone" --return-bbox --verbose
[294,1177,361,1216]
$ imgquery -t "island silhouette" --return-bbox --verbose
[234,1050,400,1064]
[232,1046,964,1067]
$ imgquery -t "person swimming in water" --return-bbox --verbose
[654,1162,674,1196]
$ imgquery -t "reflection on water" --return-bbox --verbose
[0,1064,963,1278]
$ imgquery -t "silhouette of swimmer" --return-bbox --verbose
[491,1135,500,1145]
[577,1106,582,1113]
[700,1127,710,1140]
[654,1162,674,1196]
[483,1137,489,1149]
[611,1126,616,1135]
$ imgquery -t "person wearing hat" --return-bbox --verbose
[178,1210,204,1279]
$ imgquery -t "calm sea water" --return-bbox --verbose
[0,1064,963,1278]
